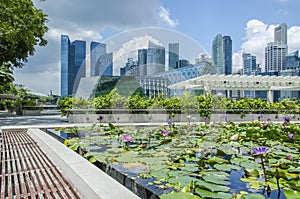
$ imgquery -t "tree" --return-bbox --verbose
[0,0,48,68]
[0,64,13,93]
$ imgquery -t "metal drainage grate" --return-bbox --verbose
[0,129,81,199]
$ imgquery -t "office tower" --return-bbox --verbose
[95,52,113,76]
[60,35,86,97]
[168,43,179,70]
[72,40,86,95]
[243,53,257,75]
[147,41,165,75]
[265,42,287,72]
[138,49,147,77]
[243,52,257,98]
[274,23,287,45]
[90,42,106,77]
[212,34,232,75]
[285,50,300,70]
[212,34,224,74]
[265,23,288,72]
[223,36,232,75]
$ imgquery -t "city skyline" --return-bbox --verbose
[13,0,300,95]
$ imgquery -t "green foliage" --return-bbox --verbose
[0,0,48,68]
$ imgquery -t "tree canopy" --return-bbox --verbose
[0,0,48,68]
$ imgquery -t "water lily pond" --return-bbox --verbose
[51,118,300,199]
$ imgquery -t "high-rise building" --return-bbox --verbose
[90,42,106,77]
[265,42,287,72]
[212,34,224,74]
[223,36,232,75]
[168,43,179,70]
[138,49,147,77]
[243,53,257,75]
[147,41,165,75]
[60,35,86,97]
[95,52,113,76]
[274,23,287,45]
[265,23,288,72]
[243,52,258,98]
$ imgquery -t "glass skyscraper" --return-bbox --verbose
[90,42,106,77]
[72,40,86,95]
[223,36,232,75]
[212,34,224,74]
[95,52,113,76]
[168,43,179,70]
[138,49,147,77]
[60,35,86,97]
[212,34,232,75]
[147,41,165,75]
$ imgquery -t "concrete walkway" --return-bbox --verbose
[0,113,141,199]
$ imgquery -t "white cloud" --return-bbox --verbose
[15,0,176,95]
[159,6,178,27]
[233,19,300,73]
[113,35,163,75]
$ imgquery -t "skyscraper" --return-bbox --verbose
[265,42,287,72]
[90,42,106,77]
[212,34,232,75]
[243,52,258,98]
[212,34,224,74]
[72,40,86,95]
[147,41,165,75]
[243,52,257,75]
[138,49,147,77]
[60,35,86,97]
[265,23,288,72]
[223,36,232,75]
[274,23,287,45]
[168,43,179,70]
[95,52,113,76]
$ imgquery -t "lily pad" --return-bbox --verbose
[160,192,201,199]
[196,180,230,192]
[195,188,232,199]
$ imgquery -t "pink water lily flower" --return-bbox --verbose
[123,135,133,142]
[162,131,169,136]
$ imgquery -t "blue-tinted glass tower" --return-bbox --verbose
[60,35,86,97]
[95,52,113,76]
[138,49,147,76]
[168,43,179,70]
[90,42,106,76]
[223,36,232,75]
[212,34,224,74]
[72,40,86,94]
[147,41,165,75]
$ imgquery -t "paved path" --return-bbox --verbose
[0,112,69,127]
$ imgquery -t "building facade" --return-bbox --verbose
[147,41,165,75]
[90,42,106,77]
[168,43,179,70]
[60,35,86,97]
[95,52,113,76]
[212,34,224,74]
[223,36,232,75]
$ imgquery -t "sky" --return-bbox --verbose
[13,0,300,95]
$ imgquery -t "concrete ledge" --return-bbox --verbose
[28,128,140,199]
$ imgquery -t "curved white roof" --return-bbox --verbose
[168,74,300,91]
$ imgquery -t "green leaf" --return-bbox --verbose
[284,189,300,199]
[195,188,232,199]
[241,193,266,199]
[214,164,241,171]
[160,192,201,199]
[205,156,228,166]
[202,174,230,186]
[196,180,230,192]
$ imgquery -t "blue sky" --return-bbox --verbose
[14,0,300,95]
